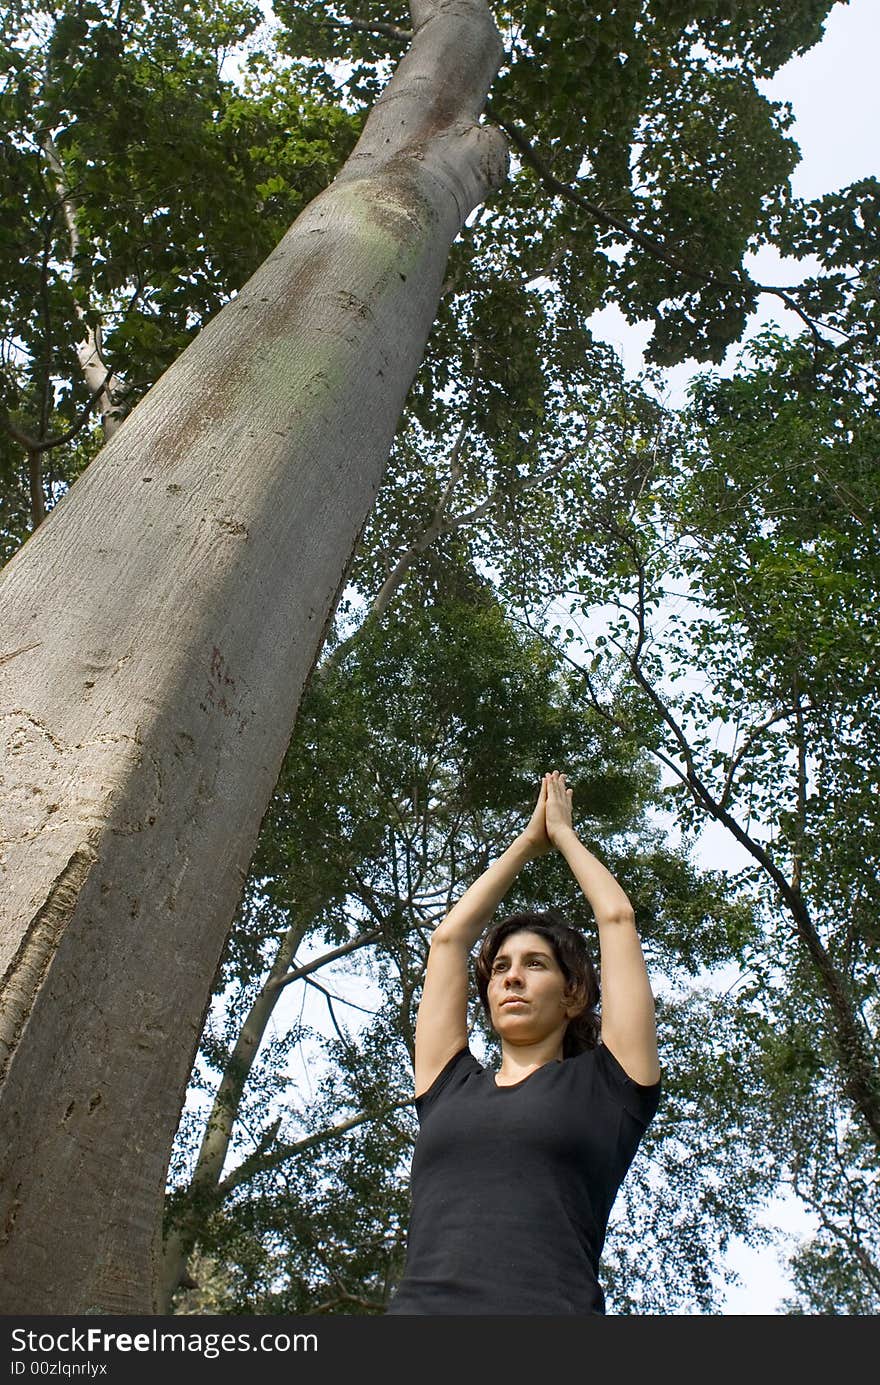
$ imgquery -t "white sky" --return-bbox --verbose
[588,0,879,1314]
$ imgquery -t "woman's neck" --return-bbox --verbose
[496,1035,565,1085]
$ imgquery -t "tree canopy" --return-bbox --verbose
[1,0,877,1313]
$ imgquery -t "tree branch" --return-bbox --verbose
[267,927,383,994]
[38,129,129,437]
[325,433,577,681]
[345,15,412,43]
[217,1095,414,1196]
[366,409,472,626]
[27,450,45,530]
[523,517,880,1151]
[293,6,413,45]
[491,110,826,351]
[3,368,113,455]
[719,705,795,811]
[304,972,379,1023]
[791,677,807,897]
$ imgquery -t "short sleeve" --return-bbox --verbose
[591,1042,661,1128]
[414,1047,482,1122]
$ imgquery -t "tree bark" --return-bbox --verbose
[0,0,507,1313]
[27,450,45,531]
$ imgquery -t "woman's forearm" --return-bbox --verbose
[554,827,635,924]
[433,834,535,949]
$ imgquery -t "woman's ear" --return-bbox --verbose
[562,979,588,1020]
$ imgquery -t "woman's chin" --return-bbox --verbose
[494,1014,543,1043]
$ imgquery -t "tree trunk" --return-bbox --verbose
[0,0,506,1313]
[157,913,381,1311]
[40,130,130,440]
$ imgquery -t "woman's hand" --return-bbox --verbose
[545,770,575,847]
[519,776,553,858]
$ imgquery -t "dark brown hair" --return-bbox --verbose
[474,909,601,1057]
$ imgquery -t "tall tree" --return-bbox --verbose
[0,0,507,1313]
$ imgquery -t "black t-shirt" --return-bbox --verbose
[385,1043,660,1316]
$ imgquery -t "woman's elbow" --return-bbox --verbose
[595,907,637,930]
[429,922,466,950]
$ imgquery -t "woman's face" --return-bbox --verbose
[487,930,577,1045]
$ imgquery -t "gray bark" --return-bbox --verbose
[0,0,507,1313]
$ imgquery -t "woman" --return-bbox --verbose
[385,770,661,1316]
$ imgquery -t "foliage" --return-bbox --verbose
[0,0,360,552]
[2,0,877,1315]
[281,1,832,366]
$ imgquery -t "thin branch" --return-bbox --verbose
[311,1290,387,1313]
[301,8,413,44]
[308,975,354,1047]
[538,533,880,1148]
[217,1095,414,1196]
[38,128,129,436]
[345,15,412,43]
[367,412,472,622]
[304,973,379,1021]
[355,447,577,655]
[267,927,383,994]
[491,110,826,351]
[37,229,53,440]
[441,450,577,537]
[791,677,807,898]
[719,706,795,811]
[790,1180,880,1295]
[3,368,113,454]
[812,460,870,527]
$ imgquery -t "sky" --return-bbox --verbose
[587,0,879,1314]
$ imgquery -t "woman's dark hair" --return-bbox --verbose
[474,909,601,1057]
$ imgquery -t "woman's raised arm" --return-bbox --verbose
[544,771,660,1087]
[413,781,551,1096]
